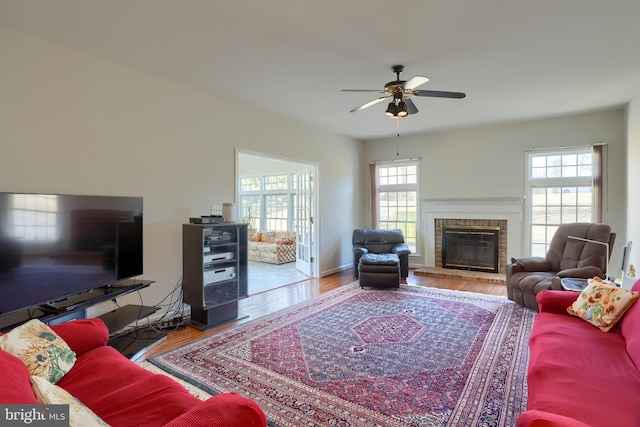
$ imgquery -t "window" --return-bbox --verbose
[265,194,288,230]
[11,194,58,241]
[527,148,595,256]
[239,194,261,232]
[374,161,418,253]
[239,174,292,232]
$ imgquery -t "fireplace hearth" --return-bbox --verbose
[442,226,500,273]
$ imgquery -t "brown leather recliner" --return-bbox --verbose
[506,223,616,311]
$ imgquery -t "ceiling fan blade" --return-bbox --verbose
[404,97,418,115]
[350,95,391,113]
[412,90,466,99]
[341,89,385,93]
[402,76,429,91]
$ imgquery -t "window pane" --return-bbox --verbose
[546,206,561,224]
[561,208,577,223]
[531,243,547,257]
[265,175,288,191]
[531,225,547,244]
[547,166,561,177]
[239,195,261,231]
[577,206,593,222]
[531,187,547,205]
[577,154,592,176]
[548,155,562,167]
[240,177,261,192]
[531,206,546,223]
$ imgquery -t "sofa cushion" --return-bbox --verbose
[0,349,39,403]
[50,318,109,356]
[259,231,295,243]
[30,375,109,427]
[0,319,76,383]
[57,345,203,427]
[260,231,277,243]
[567,279,639,332]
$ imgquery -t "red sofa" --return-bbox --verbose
[0,318,266,427]
[517,279,640,427]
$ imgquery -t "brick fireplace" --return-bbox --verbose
[421,197,524,275]
[436,219,507,273]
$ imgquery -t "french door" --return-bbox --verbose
[294,167,313,276]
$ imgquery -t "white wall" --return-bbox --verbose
[625,95,640,288]
[0,27,362,315]
[362,109,627,269]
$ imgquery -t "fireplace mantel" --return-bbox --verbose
[421,197,524,270]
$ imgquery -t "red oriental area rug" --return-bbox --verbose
[149,283,536,426]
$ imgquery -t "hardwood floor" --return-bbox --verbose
[140,269,508,361]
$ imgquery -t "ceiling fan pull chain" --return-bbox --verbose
[396,118,401,156]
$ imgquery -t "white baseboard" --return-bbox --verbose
[321,264,353,277]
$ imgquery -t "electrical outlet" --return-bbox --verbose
[211,204,223,216]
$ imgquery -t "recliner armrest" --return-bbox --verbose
[505,263,524,280]
[514,257,550,272]
[353,244,369,255]
[557,266,604,279]
[391,243,411,256]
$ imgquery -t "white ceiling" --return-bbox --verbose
[2,0,640,140]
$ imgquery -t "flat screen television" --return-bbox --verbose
[0,193,143,316]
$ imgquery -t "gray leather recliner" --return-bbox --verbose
[352,229,411,278]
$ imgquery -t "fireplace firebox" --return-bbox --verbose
[441,226,500,273]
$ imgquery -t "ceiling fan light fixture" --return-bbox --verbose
[397,100,408,117]
[385,102,398,117]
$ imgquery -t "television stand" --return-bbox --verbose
[0,279,165,360]
[97,303,167,360]
[45,289,108,312]
[107,327,167,361]
[0,279,156,332]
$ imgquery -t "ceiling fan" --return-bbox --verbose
[341,65,466,117]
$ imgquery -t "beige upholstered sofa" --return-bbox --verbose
[248,231,296,264]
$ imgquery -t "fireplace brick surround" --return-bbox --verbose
[421,197,525,276]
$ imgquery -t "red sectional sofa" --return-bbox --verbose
[517,279,640,427]
[0,318,266,427]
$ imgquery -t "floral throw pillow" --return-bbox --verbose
[567,278,639,332]
[0,319,76,383]
[30,376,110,427]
